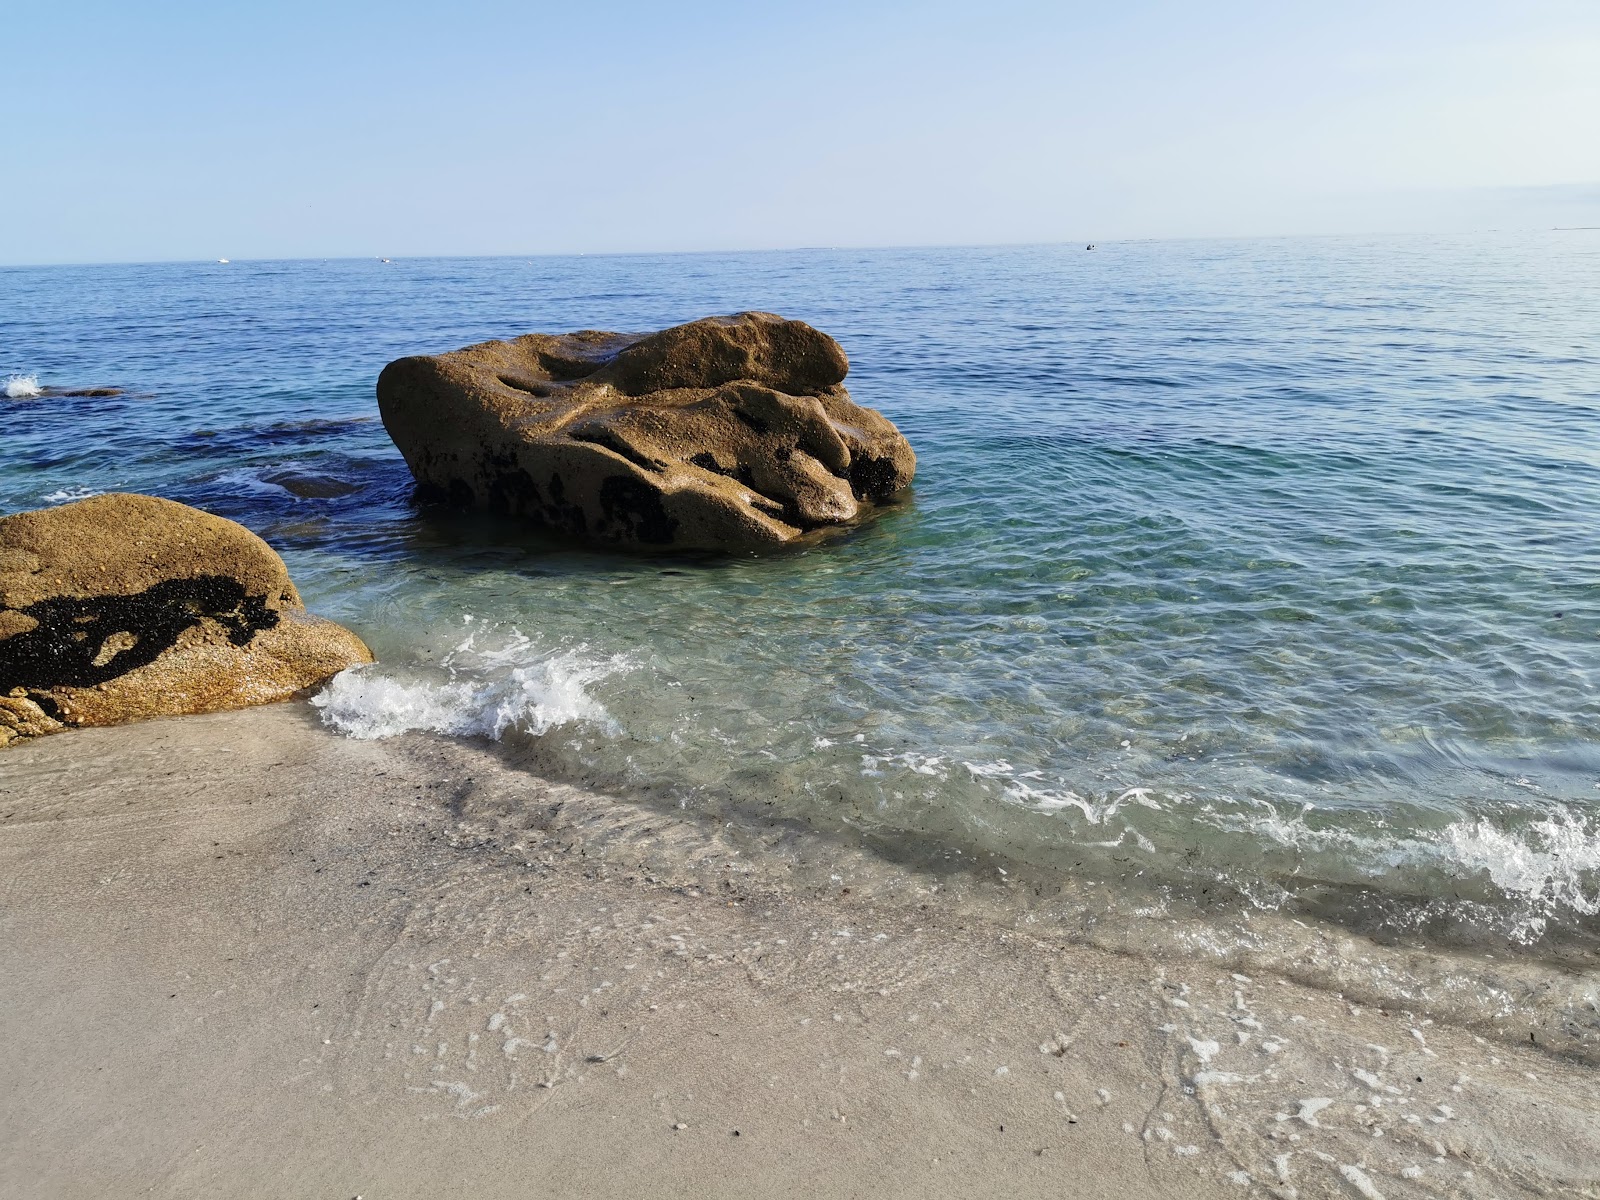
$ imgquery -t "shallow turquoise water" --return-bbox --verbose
[4,234,1598,953]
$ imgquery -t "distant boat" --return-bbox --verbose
[379,258,391,263]
[1085,244,1095,251]
[217,258,230,264]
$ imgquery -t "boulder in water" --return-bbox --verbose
[0,493,373,746]
[376,312,915,551]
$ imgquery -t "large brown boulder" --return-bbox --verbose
[377,312,916,550]
[0,493,373,746]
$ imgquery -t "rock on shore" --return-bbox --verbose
[0,493,372,746]
[377,312,916,551]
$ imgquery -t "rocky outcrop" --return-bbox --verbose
[3,379,122,400]
[377,312,915,551]
[44,386,124,398]
[0,493,373,746]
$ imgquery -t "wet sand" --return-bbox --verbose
[2,703,1597,1198]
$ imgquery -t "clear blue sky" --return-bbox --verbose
[5,0,1598,264]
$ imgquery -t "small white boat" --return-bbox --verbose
[217,258,229,264]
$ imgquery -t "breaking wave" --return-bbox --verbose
[1442,808,1600,921]
[312,623,630,742]
[900,748,1600,943]
[41,485,105,504]
[5,373,42,399]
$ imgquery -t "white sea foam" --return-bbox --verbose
[1216,795,1600,924]
[1442,808,1600,916]
[41,485,104,504]
[1338,1164,1386,1200]
[947,745,1600,942]
[5,373,42,399]
[860,750,950,779]
[312,627,629,742]
[209,466,297,498]
[967,759,1165,826]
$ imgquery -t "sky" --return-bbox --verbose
[4,0,1599,264]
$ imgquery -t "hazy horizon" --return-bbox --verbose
[8,217,1600,273]
[6,0,1598,266]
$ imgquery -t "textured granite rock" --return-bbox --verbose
[377,312,915,551]
[0,493,372,746]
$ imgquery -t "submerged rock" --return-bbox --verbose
[45,386,125,398]
[377,312,915,551]
[0,493,372,746]
[3,376,124,400]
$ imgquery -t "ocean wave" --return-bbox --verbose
[1442,808,1600,919]
[194,462,370,504]
[946,749,1600,939]
[1205,793,1600,938]
[312,624,630,742]
[968,758,1164,825]
[41,485,106,504]
[5,373,42,399]
[205,465,301,499]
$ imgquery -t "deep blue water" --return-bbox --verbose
[5,234,1599,954]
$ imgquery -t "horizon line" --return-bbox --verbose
[3,224,1593,271]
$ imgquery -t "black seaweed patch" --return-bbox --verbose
[849,455,903,502]
[0,576,279,692]
[598,476,678,545]
[539,473,588,534]
[486,467,542,515]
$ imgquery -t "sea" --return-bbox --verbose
[4,234,1598,1020]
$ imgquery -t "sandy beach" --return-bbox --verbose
[8,0,1600,1192]
[3,701,1596,1199]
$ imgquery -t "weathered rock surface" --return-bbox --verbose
[0,493,373,746]
[377,312,916,551]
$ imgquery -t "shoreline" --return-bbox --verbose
[3,703,1598,1197]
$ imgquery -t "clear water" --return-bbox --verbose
[5,235,1599,957]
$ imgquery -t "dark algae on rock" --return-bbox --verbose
[0,493,372,746]
[376,312,916,551]
[0,577,278,693]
